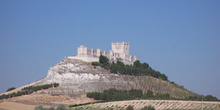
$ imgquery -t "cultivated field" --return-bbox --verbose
[0,101,39,110]
[71,100,220,110]
[1,99,220,110]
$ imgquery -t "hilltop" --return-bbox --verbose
[0,57,201,105]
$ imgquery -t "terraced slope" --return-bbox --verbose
[76,100,220,110]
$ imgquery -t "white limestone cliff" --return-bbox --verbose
[34,58,136,96]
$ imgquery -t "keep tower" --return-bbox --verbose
[69,42,138,65]
[111,42,129,55]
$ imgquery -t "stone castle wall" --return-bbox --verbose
[69,42,138,65]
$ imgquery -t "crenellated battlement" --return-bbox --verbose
[68,42,138,65]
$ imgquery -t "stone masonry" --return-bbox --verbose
[68,42,138,65]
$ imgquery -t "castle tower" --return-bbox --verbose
[69,42,137,65]
[77,45,88,55]
[111,42,129,55]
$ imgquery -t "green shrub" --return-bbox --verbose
[97,55,169,81]
[34,105,45,110]
[91,62,100,66]
[6,87,16,92]
[140,105,155,110]
[34,105,56,110]
[57,105,67,110]
[204,95,219,101]
[0,83,59,100]
[126,105,134,110]
[48,107,55,110]
[87,88,142,101]
[99,55,109,65]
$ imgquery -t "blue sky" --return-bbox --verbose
[0,0,220,99]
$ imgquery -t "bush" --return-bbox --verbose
[57,105,67,110]
[91,62,100,66]
[7,87,16,92]
[140,105,155,110]
[128,89,143,98]
[34,105,66,110]
[99,55,109,65]
[34,105,45,110]
[0,83,59,100]
[143,90,154,99]
[34,105,56,110]
[48,107,55,110]
[204,95,219,101]
[126,105,134,110]
[87,88,143,101]
[97,56,169,81]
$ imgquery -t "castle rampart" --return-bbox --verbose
[68,42,138,65]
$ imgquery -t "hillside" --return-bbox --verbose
[0,57,200,105]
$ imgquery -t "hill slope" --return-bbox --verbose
[1,58,198,104]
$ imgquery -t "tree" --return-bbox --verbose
[57,105,67,110]
[7,87,16,92]
[204,95,219,101]
[97,56,170,81]
[126,105,134,110]
[48,107,55,110]
[140,105,155,110]
[34,105,45,110]
[157,93,170,99]
[142,63,149,69]
[146,90,154,98]
[110,63,118,73]
[99,55,109,65]
[93,92,102,100]
[129,89,143,98]
[133,60,141,68]
[91,62,100,66]
[160,74,168,81]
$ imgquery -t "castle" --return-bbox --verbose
[68,42,138,65]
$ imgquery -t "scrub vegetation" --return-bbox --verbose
[86,88,218,101]
[91,55,219,101]
[92,55,168,81]
[0,83,59,100]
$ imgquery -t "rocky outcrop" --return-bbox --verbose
[1,57,197,100]
[26,58,196,99]
[35,58,137,96]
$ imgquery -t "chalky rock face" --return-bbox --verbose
[32,58,196,99]
[37,58,136,96]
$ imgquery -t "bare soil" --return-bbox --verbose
[0,101,39,110]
